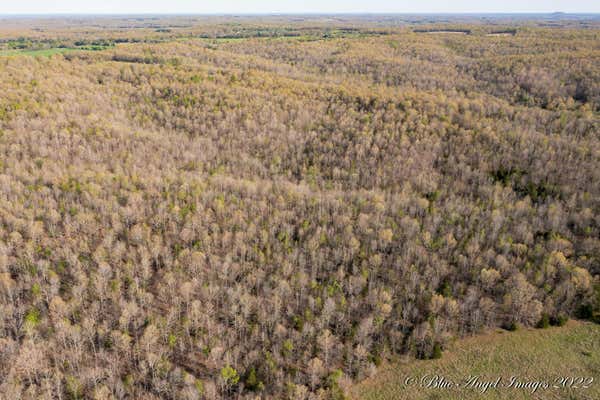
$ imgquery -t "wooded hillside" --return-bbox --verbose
[0,15,599,400]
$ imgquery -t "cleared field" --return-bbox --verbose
[0,46,111,57]
[351,321,600,400]
[0,47,77,56]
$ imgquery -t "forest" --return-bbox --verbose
[0,14,599,400]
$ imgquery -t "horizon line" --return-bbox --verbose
[1,11,600,16]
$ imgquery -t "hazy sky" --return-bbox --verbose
[1,1,599,14]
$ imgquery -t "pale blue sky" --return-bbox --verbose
[1,1,598,15]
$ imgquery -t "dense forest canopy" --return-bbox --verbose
[0,14,599,400]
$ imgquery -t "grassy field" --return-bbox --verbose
[0,48,78,57]
[351,321,600,400]
[0,46,111,57]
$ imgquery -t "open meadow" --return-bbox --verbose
[352,321,600,400]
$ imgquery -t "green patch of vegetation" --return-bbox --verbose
[351,321,600,400]
[0,45,111,57]
[194,379,205,395]
[31,283,42,298]
[0,48,76,57]
[491,167,560,203]
[25,308,41,325]
[65,376,84,400]
[245,367,265,392]
[167,333,177,348]
[221,365,240,385]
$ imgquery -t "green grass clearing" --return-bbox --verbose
[0,46,111,57]
[351,321,600,400]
